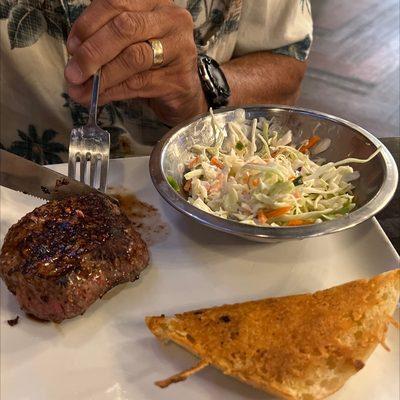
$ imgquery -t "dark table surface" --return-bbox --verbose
[376,137,399,254]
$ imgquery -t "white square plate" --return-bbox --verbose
[1,157,399,400]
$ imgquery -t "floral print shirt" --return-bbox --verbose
[0,0,312,164]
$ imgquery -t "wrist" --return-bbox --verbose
[196,85,209,115]
[187,75,208,119]
[220,63,238,107]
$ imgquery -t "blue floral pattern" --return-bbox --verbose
[273,34,312,62]
[5,125,67,165]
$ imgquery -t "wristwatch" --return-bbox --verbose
[197,54,231,109]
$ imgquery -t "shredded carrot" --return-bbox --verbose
[308,135,321,147]
[264,206,292,219]
[242,172,250,184]
[299,135,321,153]
[188,156,200,169]
[257,210,268,224]
[287,219,314,226]
[251,178,260,187]
[209,175,223,193]
[211,156,224,169]
[257,206,292,224]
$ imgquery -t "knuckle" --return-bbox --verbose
[113,12,146,39]
[130,12,147,37]
[127,72,149,91]
[127,44,147,69]
[80,40,101,61]
[118,49,133,71]
[112,12,134,38]
[176,7,194,27]
[120,81,132,97]
[186,38,197,55]
[103,0,128,11]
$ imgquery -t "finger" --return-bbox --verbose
[102,37,177,89]
[94,71,161,105]
[67,42,152,102]
[69,34,183,103]
[97,69,170,104]
[67,0,171,53]
[65,9,174,85]
[68,82,92,106]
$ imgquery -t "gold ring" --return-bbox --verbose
[147,39,164,67]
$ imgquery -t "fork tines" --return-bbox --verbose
[67,70,110,193]
[68,126,110,192]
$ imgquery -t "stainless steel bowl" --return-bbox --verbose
[149,105,398,242]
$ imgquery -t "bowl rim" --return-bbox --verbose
[149,105,398,240]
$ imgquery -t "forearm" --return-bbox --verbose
[221,52,307,106]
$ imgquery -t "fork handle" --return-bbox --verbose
[88,70,101,126]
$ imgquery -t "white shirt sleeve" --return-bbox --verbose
[234,0,313,61]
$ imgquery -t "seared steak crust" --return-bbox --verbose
[0,194,149,322]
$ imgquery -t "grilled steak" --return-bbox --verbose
[0,193,149,322]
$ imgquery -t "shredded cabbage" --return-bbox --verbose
[184,109,381,227]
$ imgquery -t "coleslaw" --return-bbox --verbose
[176,109,381,227]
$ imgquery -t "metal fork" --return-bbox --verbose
[68,70,110,192]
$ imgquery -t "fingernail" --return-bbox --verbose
[65,59,83,84]
[67,36,81,53]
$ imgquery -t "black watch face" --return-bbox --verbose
[205,59,231,96]
[212,67,230,97]
[199,55,231,107]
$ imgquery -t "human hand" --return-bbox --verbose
[65,0,207,126]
